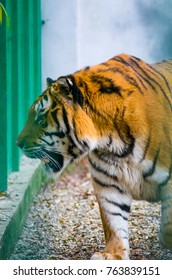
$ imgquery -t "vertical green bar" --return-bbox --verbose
[23,0,31,109]
[28,0,34,105]
[6,0,12,172]
[33,0,42,97]
[17,0,24,133]
[10,0,20,171]
[0,0,8,191]
[17,0,42,146]
[28,0,42,104]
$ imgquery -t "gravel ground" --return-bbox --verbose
[10,158,172,260]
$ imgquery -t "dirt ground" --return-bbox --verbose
[10,158,172,260]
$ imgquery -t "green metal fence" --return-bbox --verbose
[0,0,41,192]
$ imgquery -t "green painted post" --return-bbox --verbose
[6,0,12,172]
[28,0,34,106]
[0,0,42,192]
[17,0,26,135]
[8,0,20,171]
[0,0,8,192]
[22,0,30,120]
[33,0,42,98]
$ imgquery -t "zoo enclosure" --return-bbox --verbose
[0,0,41,192]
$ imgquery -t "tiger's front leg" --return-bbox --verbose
[91,178,131,260]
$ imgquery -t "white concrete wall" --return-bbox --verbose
[41,0,78,88]
[41,0,172,88]
[77,0,149,67]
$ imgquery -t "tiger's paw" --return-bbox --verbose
[91,252,128,260]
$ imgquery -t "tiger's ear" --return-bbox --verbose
[57,76,73,90]
[46,77,56,86]
[57,76,84,107]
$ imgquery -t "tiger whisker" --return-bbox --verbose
[41,150,62,170]
[23,146,41,152]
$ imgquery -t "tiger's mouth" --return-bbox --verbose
[23,147,64,173]
[41,150,64,173]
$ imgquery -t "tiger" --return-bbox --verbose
[17,53,172,260]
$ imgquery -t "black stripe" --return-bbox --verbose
[44,131,65,139]
[82,140,89,149]
[62,106,70,134]
[43,94,48,101]
[112,56,148,91]
[115,139,134,157]
[140,133,151,162]
[129,58,156,91]
[114,109,135,157]
[143,146,161,178]
[67,134,76,146]
[121,106,126,118]
[131,58,172,109]
[80,77,110,119]
[101,62,109,67]
[93,149,116,165]
[51,100,57,110]
[88,156,118,181]
[40,99,44,109]
[41,138,55,146]
[107,135,113,147]
[103,66,145,95]
[73,120,86,150]
[107,210,128,221]
[35,114,45,124]
[61,108,76,147]
[67,75,84,107]
[147,65,172,109]
[105,198,130,213]
[92,176,125,194]
[148,64,171,94]
[67,145,78,160]
[90,74,122,97]
[48,88,52,96]
[83,81,89,95]
[131,55,141,61]
[51,109,60,126]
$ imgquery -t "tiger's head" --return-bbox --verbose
[17,76,98,176]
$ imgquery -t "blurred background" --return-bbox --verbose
[0,0,172,191]
[42,0,172,87]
